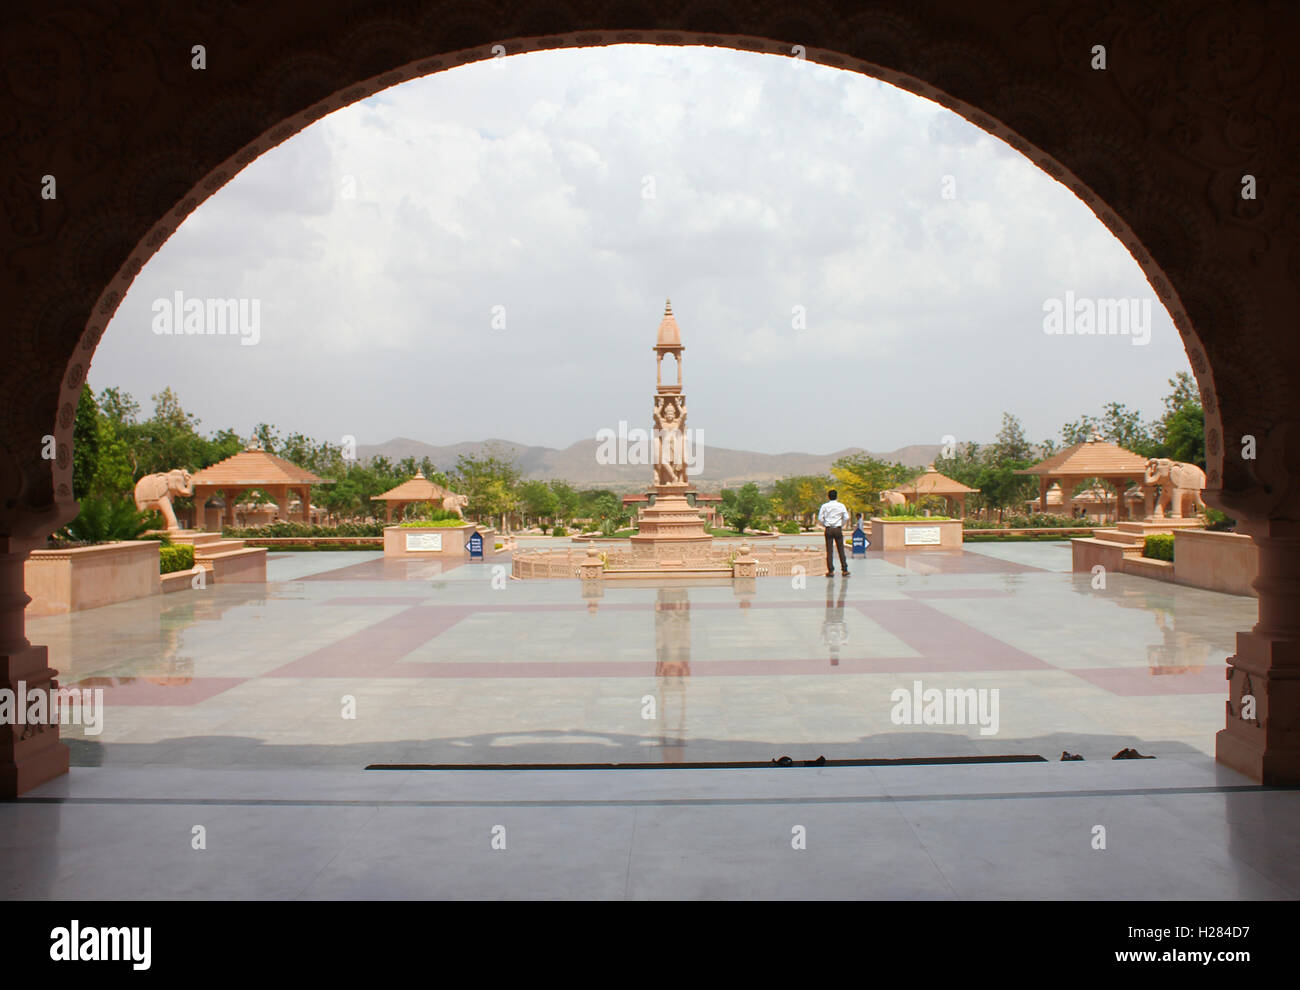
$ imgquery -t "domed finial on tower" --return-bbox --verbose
[655,298,682,349]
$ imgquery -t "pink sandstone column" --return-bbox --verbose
[1217,516,1300,783]
[0,511,74,796]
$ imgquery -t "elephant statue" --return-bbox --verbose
[442,493,469,518]
[133,469,193,531]
[880,490,906,508]
[1143,458,1206,519]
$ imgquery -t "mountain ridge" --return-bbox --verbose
[355,437,945,489]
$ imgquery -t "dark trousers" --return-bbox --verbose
[824,525,848,573]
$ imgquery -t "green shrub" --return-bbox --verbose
[1143,533,1175,561]
[778,520,801,534]
[1205,507,1236,532]
[63,496,163,543]
[963,514,1083,530]
[224,521,385,538]
[405,505,461,523]
[159,544,195,574]
[551,525,567,537]
[399,519,468,528]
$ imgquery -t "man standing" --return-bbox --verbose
[817,488,851,576]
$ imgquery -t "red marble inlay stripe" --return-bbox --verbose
[903,589,1012,599]
[853,599,1049,670]
[65,676,246,705]
[267,605,475,676]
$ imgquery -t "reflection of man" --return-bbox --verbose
[817,488,851,575]
[821,574,848,665]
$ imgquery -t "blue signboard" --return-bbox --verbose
[466,531,484,559]
[851,524,867,556]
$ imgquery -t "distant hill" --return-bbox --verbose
[356,436,944,490]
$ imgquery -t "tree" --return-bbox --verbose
[1153,372,1205,467]
[549,480,578,522]
[719,482,770,534]
[831,454,912,519]
[72,387,101,501]
[450,444,522,521]
[518,480,558,526]
[1061,401,1157,455]
[1160,403,1205,466]
[992,413,1033,463]
[90,415,134,497]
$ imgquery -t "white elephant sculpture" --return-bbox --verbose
[442,493,469,518]
[133,469,193,530]
[1143,458,1206,519]
[880,490,906,508]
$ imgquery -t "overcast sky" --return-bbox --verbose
[93,45,1190,456]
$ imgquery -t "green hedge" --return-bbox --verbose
[551,526,567,537]
[224,521,385,538]
[399,519,469,528]
[964,513,1080,529]
[778,521,801,534]
[159,544,195,574]
[1143,533,1175,561]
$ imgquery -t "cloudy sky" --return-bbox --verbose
[93,45,1190,456]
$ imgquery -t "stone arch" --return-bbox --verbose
[3,0,1298,791]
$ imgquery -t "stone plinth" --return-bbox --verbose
[384,524,497,558]
[630,488,713,548]
[867,518,963,551]
[24,540,161,617]
[1174,529,1258,597]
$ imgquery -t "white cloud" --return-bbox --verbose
[94,45,1189,455]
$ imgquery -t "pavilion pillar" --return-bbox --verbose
[300,486,312,524]
[1039,477,1049,513]
[1111,478,1127,521]
[0,511,75,796]
[273,485,290,523]
[224,489,243,527]
[1217,518,1300,783]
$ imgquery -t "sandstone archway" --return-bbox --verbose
[3,1,1297,793]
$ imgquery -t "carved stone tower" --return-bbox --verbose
[630,300,713,554]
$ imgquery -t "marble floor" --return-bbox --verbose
[7,540,1294,899]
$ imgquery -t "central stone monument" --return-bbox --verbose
[629,300,714,557]
[511,300,825,580]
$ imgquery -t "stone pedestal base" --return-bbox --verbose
[630,489,712,550]
[1217,630,1300,784]
[0,644,71,796]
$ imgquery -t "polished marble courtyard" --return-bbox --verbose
[34,540,1254,769]
[8,539,1296,900]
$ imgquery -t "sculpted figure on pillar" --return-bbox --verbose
[654,396,687,487]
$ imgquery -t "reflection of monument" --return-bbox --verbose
[630,300,714,553]
[654,587,691,761]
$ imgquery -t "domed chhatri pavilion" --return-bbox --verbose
[372,470,466,523]
[189,441,329,527]
[885,464,980,518]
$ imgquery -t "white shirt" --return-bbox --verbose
[817,500,850,528]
